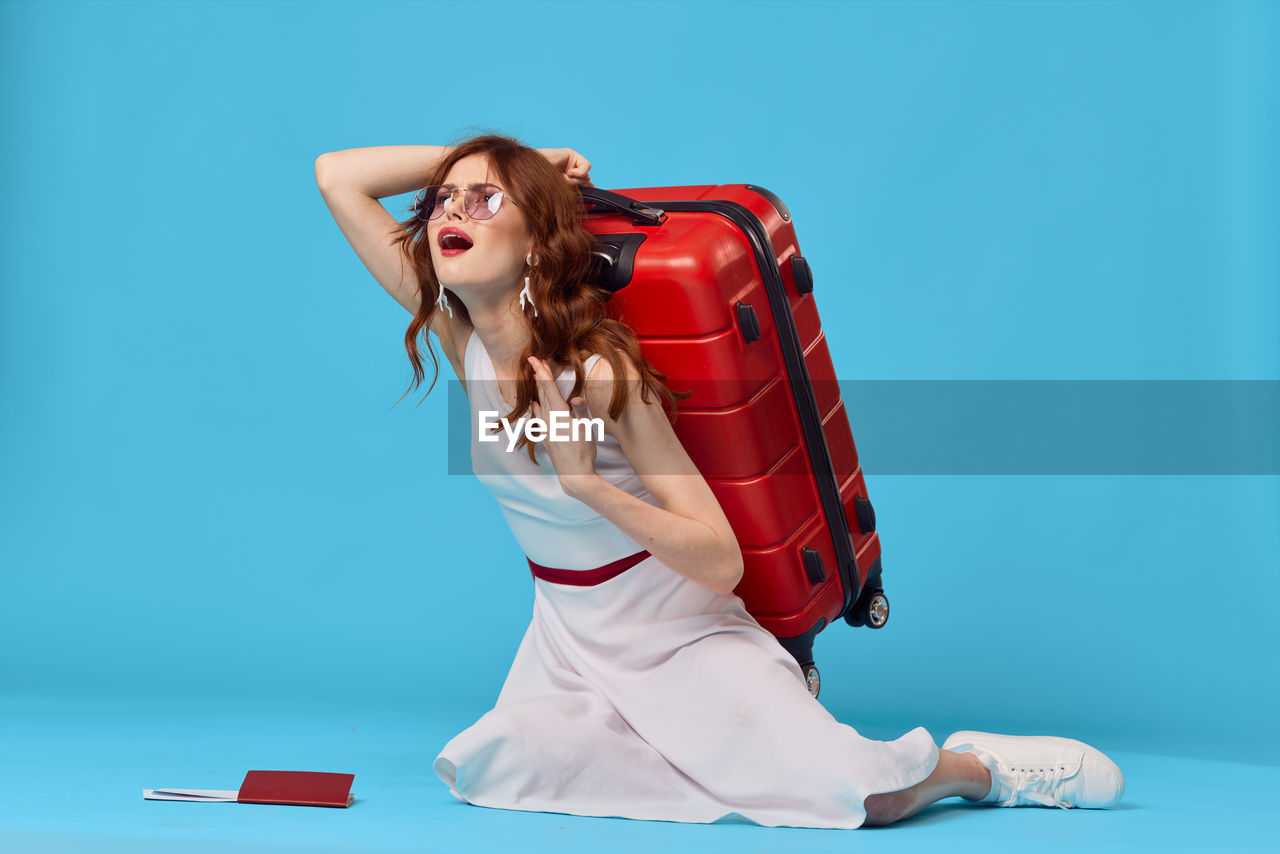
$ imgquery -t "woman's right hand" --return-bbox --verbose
[537,147,595,188]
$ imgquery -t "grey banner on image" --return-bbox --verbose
[447,379,1279,476]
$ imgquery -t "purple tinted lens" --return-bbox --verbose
[469,186,504,219]
[431,187,453,219]
[421,185,503,220]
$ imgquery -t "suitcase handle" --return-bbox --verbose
[579,187,668,226]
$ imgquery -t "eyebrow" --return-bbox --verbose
[441,182,502,190]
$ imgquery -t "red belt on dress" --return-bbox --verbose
[526,549,652,586]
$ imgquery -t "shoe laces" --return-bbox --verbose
[992,761,1077,809]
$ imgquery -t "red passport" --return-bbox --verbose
[143,770,355,807]
[237,770,354,808]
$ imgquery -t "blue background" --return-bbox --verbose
[1,1,1276,851]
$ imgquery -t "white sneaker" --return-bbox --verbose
[942,730,1125,809]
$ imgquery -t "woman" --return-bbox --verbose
[313,132,1125,829]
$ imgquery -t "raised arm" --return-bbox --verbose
[314,145,461,358]
[315,144,453,200]
[313,144,594,361]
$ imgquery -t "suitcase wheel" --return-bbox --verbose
[801,662,821,699]
[858,589,890,629]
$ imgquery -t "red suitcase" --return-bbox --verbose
[579,186,890,699]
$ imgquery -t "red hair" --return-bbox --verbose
[390,130,690,464]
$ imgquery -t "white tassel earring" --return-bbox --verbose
[436,288,453,318]
[519,252,539,317]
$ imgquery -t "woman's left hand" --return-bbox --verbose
[528,356,600,495]
[535,147,595,188]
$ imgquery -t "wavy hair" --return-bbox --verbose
[390,130,691,464]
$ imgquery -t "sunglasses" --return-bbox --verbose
[412,183,521,222]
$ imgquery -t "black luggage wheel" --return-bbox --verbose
[801,662,821,699]
[777,622,825,700]
[845,588,890,629]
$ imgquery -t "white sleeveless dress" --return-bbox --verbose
[431,328,940,829]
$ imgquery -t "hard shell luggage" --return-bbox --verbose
[579,186,890,699]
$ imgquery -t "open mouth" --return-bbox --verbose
[438,230,474,255]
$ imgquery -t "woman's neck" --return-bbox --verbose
[470,316,568,382]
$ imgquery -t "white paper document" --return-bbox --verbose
[142,788,239,801]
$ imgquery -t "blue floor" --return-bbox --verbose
[1,697,1274,853]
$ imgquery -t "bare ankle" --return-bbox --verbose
[960,752,992,801]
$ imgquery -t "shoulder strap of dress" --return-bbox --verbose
[463,327,478,363]
[462,328,482,392]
